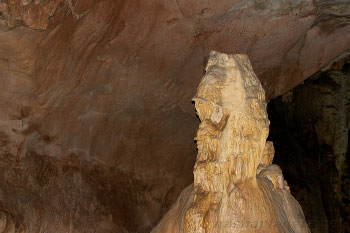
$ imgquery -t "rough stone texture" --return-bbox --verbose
[0,0,64,29]
[0,0,349,232]
[267,56,350,233]
[152,51,309,233]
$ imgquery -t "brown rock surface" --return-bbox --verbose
[152,51,309,233]
[0,0,349,232]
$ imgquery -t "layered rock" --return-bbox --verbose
[152,51,309,233]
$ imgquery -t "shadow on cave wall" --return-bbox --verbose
[267,58,350,233]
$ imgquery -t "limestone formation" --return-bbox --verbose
[0,1,349,231]
[152,51,309,233]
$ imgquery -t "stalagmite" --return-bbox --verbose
[151,51,310,233]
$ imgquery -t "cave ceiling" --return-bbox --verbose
[0,0,349,232]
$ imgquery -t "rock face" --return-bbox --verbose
[152,51,309,233]
[0,0,349,232]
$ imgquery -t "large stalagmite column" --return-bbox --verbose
[152,51,310,233]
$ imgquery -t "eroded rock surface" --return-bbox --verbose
[0,0,349,232]
[152,51,309,233]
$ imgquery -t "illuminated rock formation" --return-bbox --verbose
[0,1,349,231]
[152,51,310,233]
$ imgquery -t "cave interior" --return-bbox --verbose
[0,0,349,232]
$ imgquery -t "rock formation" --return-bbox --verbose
[152,51,309,233]
[0,0,349,232]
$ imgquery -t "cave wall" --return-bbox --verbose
[267,57,350,233]
[0,0,349,232]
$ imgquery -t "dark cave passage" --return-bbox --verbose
[267,58,350,233]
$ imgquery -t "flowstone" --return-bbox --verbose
[152,51,310,233]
